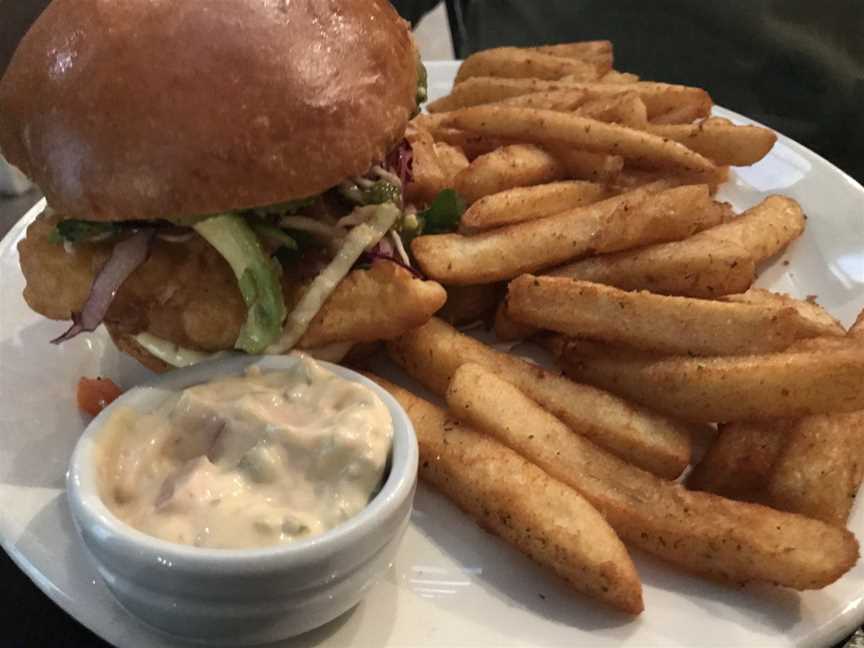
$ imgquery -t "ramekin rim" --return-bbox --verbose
[66,353,418,571]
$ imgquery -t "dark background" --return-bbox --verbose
[1,1,863,646]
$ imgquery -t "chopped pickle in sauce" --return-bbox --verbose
[98,356,393,549]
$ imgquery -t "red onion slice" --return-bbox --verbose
[51,229,156,344]
[386,139,413,187]
[361,238,424,279]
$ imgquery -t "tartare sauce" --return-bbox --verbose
[97,356,393,549]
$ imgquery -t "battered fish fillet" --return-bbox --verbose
[19,210,446,357]
[299,261,448,349]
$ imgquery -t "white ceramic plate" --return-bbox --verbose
[2,61,864,648]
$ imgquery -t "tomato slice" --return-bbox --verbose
[77,377,123,416]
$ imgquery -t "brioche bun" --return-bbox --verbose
[0,0,417,221]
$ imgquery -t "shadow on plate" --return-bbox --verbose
[409,484,806,641]
[634,546,802,635]
[409,487,641,637]
[0,320,150,489]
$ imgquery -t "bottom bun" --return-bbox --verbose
[106,327,365,373]
[106,324,173,374]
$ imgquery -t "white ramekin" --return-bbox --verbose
[67,354,418,645]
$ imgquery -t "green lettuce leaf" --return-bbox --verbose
[193,214,286,353]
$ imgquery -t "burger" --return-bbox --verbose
[0,0,452,372]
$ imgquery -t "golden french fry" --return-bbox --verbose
[420,107,627,180]
[412,185,724,285]
[460,180,612,233]
[759,313,864,525]
[700,195,805,261]
[690,309,862,510]
[431,128,509,159]
[368,374,644,614]
[412,115,512,159]
[442,106,716,172]
[702,116,734,126]
[612,166,731,195]
[584,191,798,256]
[647,121,776,166]
[427,77,548,113]
[410,112,444,130]
[610,168,664,190]
[687,421,790,499]
[437,283,500,325]
[530,41,614,67]
[547,147,624,181]
[593,81,712,119]
[549,235,755,298]
[496,90,647,128]
[495,89,591,111]
[598,70,639,84]
[493,299,538,341]
[649,102,709,125]
[722,289,845,337]
[454,144,568,204]
[432,141,470,185]
[427,77,711,120]
[445,362,859,590]
[455,47,608,85]
[559,338,864,422]
[507,276,841,356]
[575,93,648,129]
[581,188,799,257]
[405,125,447,203]
[387,318,695,478]
[763,412,864,525]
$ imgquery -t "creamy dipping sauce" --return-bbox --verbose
[97,356,393,549]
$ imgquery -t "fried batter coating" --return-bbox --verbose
[299,260,447,348]
[20,210,248,350]
[19,210,446,355]
[18,210,113,321]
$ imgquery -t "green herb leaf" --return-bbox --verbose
[419,189,465,235]
[363,180,401,205]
